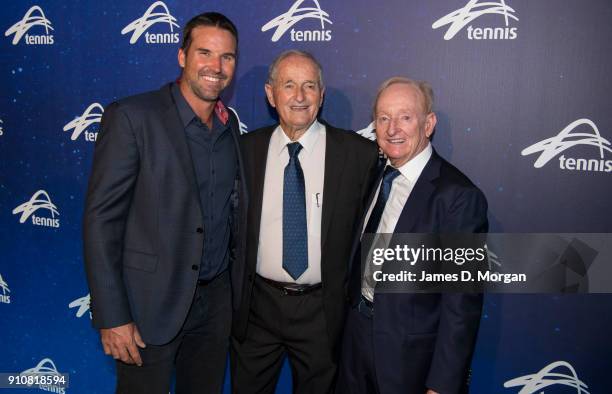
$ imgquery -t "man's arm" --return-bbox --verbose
[83,102,144,364]
[426,187,488,393]
[357,139,381,214]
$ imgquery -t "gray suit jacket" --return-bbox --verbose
[83,83,247,345]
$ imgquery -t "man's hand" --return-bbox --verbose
[426,390,439,394]
[100,322,146,366]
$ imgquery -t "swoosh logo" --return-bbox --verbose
[521,119,611,168]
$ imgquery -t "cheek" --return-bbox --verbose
[190,61,204,72]
[375,123,387,137]
[222,62,235,73]
[309,91,322,104]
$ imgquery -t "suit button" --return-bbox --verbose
[248,273,254,282]
[196,227,203,233]
[192,265,199,271]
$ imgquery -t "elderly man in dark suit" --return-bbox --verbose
[231,50,379,394]
[83,12,246,394]
[337,77,488,394]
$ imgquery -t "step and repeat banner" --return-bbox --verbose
[1,1,611,393]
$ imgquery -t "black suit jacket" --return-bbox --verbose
[233,121,379,354]
[83,83,247,345]
[348,149,488,394]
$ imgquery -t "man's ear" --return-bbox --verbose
[265,83,276,108]
[425,112,437,138]
[318,87,325,108]
[178,48,185,68]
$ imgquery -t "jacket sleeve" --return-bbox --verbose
[358,143,381,215]
[426,187,488,394]
[83,102,139,329]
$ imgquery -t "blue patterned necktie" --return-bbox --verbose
[283,142,308,280]
[363,166,401,235]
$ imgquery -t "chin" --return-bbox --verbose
[386,152,412,166]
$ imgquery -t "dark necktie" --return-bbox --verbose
[349,165,401,302]
[283,142,308,280]
[363,166,401,235]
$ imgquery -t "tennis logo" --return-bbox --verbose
[0,273,10,304]
[121,1,179,44]
[12,190,60,228]
[262,0,332,42]
[356,122,376,141]
[228,107,248,135]
[504,360,589,393]
[63,103,104,142]
[69,293,91,319]
[4,5,54,45]
[522,119,612,173]
[432,0,518,40]
[19,358,67,393]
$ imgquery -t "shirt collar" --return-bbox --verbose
[388,142,433,184]
[171,83,197,127]
[271,120,324,157]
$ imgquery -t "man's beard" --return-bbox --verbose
[188,72,227,102]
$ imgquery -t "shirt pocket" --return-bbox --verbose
[309,192,323,237]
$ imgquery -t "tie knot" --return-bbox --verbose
[383,166,401,185]
[287,142,303,158]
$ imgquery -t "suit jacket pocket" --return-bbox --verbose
[123,249,158,273]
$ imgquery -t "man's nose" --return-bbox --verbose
[208,56,222,73]
[295,87,305,102]
[387,118,401,135]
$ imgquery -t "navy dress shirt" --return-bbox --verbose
[171,83,237,281]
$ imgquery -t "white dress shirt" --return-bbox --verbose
[257,120,326,284]
[361,143,433,301]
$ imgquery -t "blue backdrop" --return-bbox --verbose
[1,1,611,393]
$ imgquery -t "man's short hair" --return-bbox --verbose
[266,50,324,89]
[373,77,434,118]
[181,12,238,51]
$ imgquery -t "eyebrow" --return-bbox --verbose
[281,79,317,84]
[194,47,236,57]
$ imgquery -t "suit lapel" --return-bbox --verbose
[321,126,347,248]
[158,85,199,195]
[348,167,384,274]
[394,151,441,233]
[248,127,274,252]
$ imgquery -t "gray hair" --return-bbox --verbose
[373,76,434,118]
[266,50,324,88]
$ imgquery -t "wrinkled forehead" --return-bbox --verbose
[276,55,320,81]
[376,82,426,114]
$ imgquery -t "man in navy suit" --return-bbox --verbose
[83,13,246,394]
[337,77,488,394]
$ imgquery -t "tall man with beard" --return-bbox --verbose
[83,12,247,394]
[231,50,379,393]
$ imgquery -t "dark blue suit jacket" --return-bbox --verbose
[83,84,247,345]
[348,149,488,394]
